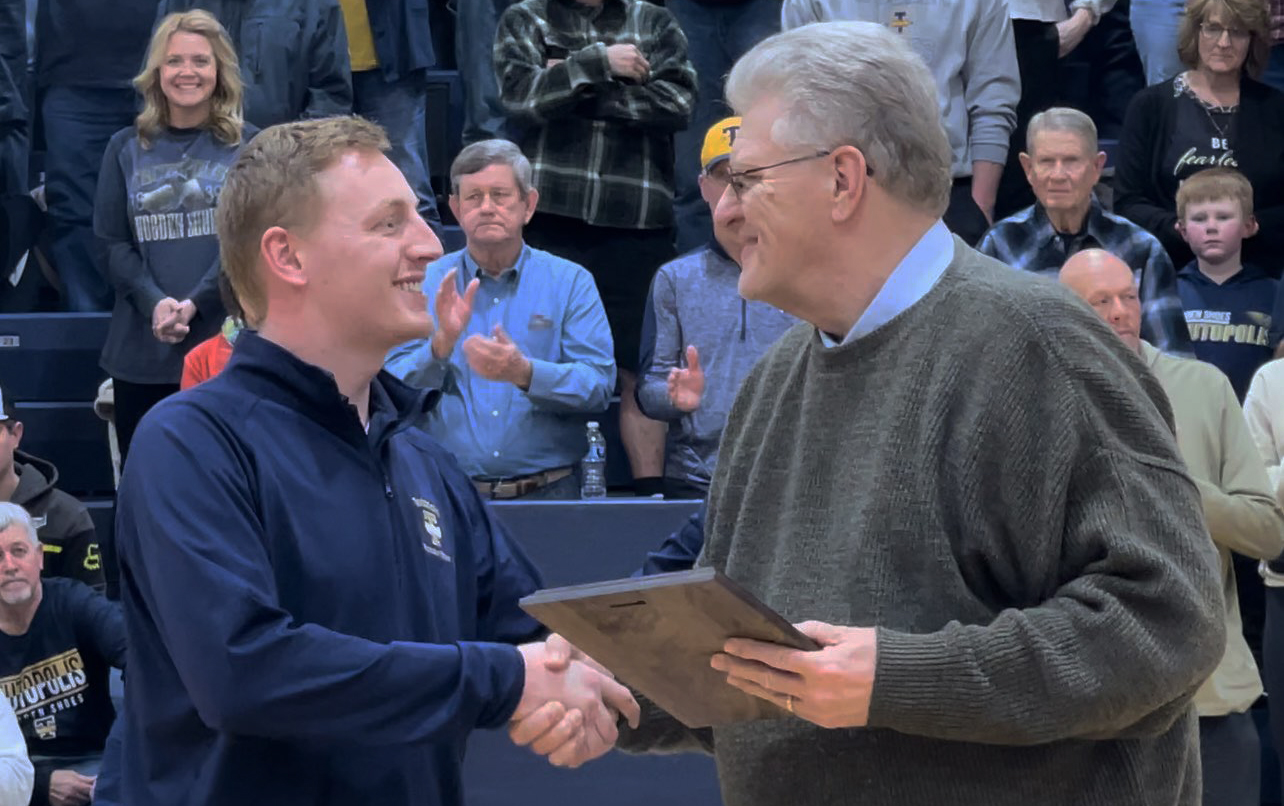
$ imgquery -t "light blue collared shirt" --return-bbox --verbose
[819,220,955,347]
[385,245,616,478]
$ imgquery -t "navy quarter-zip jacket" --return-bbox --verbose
[112,332,544,805]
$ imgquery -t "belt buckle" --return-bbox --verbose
[476,469,564,500]
[498,479,525,499]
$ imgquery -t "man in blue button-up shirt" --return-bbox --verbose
[386,140,615,498]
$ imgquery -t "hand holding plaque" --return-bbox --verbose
[712,620,878,729]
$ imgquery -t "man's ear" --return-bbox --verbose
[448,195,461,224]
[523,188,540,224]
[260,226,306,290]
[831,146,869,223]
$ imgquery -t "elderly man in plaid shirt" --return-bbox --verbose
[979,107,1193,356]
[495,0,696,495]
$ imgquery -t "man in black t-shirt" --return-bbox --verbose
[0,503,124,806]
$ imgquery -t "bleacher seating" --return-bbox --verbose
[12,401,114,496]
[0,313,109,401]
[0,313,114,497]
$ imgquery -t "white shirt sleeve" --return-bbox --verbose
[0,696,33,806]
[1243,360,1284,585]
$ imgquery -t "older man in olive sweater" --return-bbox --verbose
[597,22,1226,806]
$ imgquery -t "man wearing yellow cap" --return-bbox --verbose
[635,118,797,499]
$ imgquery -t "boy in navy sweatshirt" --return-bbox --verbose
[1176,168,1278,402]
[1175,167,1280,686]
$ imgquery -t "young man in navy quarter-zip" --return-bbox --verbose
[106,116,638,806]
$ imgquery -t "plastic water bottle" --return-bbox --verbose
[581,422,608,499]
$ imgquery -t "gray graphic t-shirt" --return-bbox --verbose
[95,125,249,384]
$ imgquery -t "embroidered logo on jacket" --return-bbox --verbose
[890,10,912,33]
[411,497,453,563]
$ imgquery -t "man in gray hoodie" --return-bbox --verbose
[0,385,102,592]
[636,117,797,499]
[781,0,1019,245]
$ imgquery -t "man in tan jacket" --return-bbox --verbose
[1061,248,1284,806]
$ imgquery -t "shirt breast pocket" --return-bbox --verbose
[522,314,558,360]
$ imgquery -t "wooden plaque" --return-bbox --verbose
[519,567,819,728]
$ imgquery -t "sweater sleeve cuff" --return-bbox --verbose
[133,282,168,321]
[969,143,1009,167]
[568,43,611,88]
[865,626,986,734]
[636,380,681,421]
[464,642,527,729]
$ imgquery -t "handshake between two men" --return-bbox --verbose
[508,622,882,768]
[509,635,640,768]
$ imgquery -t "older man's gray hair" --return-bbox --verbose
[450,139,535,197]
[1025,107,1099,155]
[725,21,953,216]
[0,503,37,547]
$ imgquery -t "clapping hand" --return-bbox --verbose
[667,345,704,412]
[464,325,534,389]
[431,269,479,359]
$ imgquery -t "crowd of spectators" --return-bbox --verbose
[3,0,1284,802]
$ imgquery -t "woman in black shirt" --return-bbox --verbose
[1115,0,1284,274]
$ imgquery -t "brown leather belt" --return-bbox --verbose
[472,466,574,500]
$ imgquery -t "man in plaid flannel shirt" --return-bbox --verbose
[495,0,696,495]
[1268,0,1284,91]
[979,107,1193,356]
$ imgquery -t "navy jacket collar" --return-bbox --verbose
[224,331,438,447]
